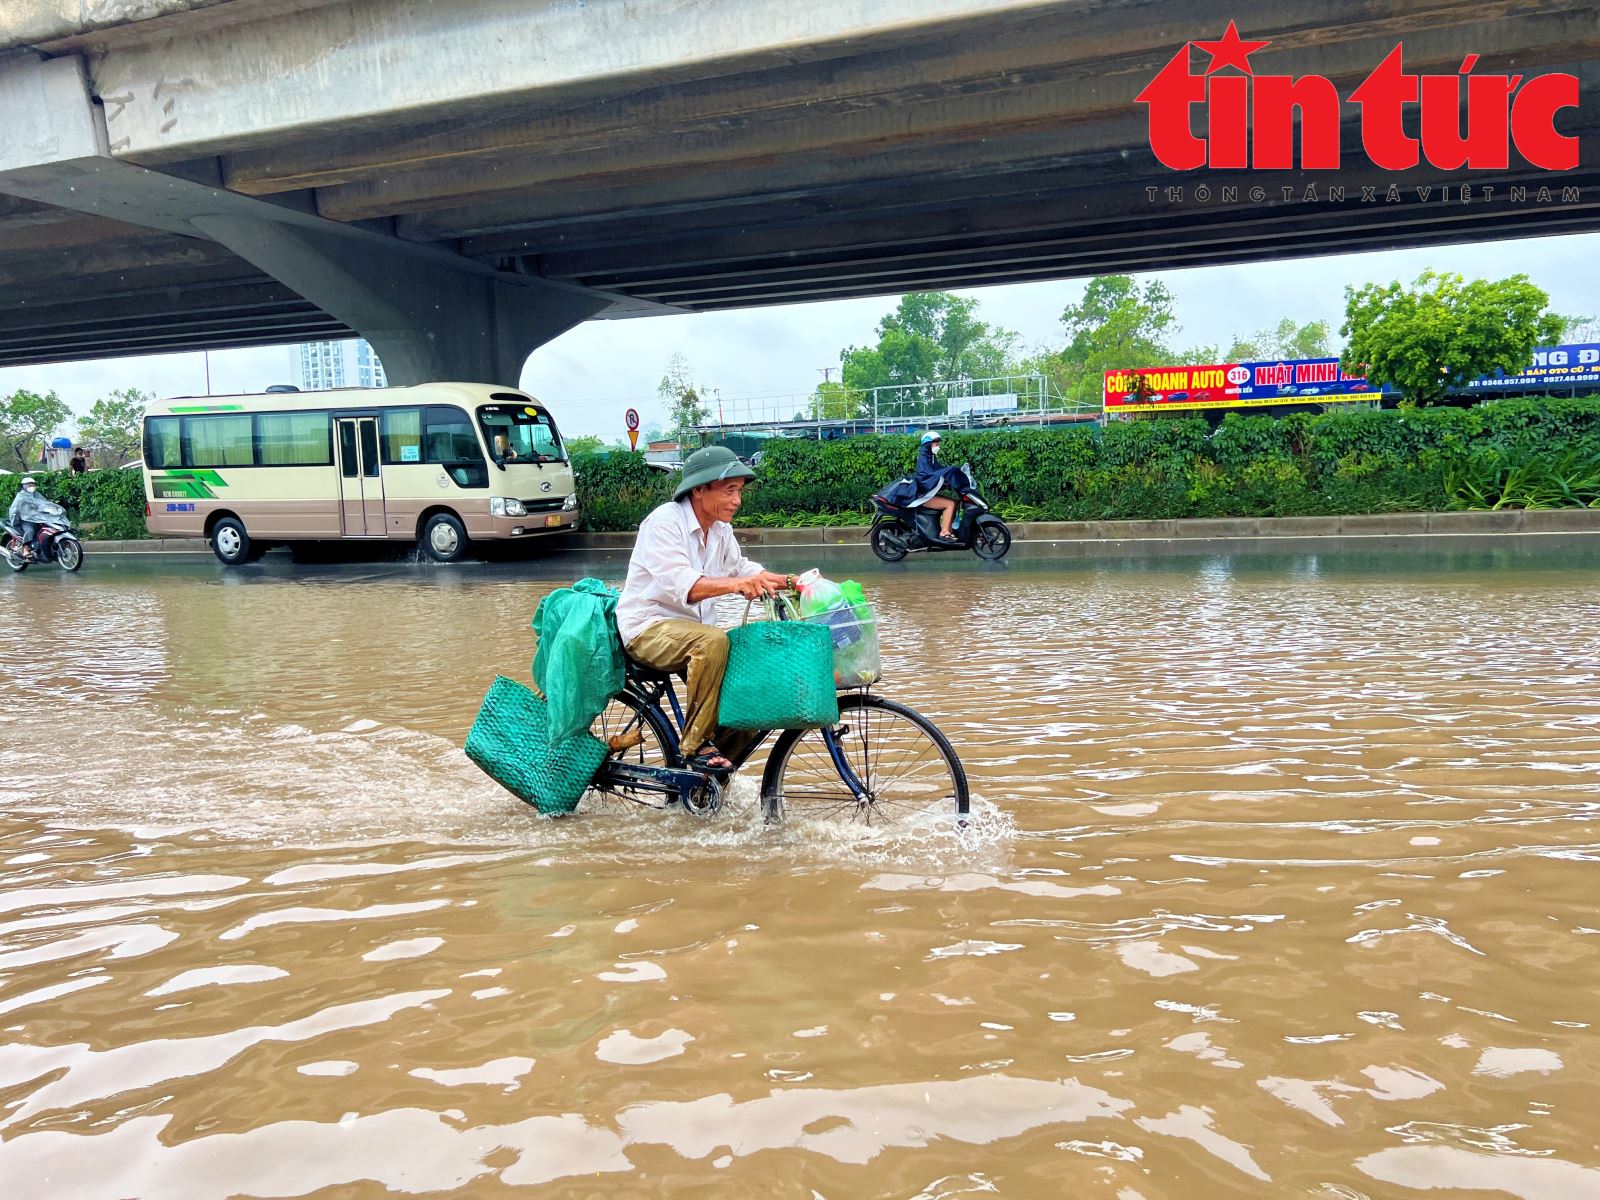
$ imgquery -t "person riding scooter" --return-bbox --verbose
[7,476,51,560]
[914,432,962,543]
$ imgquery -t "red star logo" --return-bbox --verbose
[1193,21,1270,75]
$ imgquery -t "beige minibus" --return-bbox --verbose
[142,383,579,564]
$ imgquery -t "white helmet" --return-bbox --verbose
[20,476,36,487]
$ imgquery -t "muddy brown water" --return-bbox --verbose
[2,546,1599,1198]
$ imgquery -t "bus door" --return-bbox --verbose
[336,417,386,536]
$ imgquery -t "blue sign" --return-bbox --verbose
[1467,342,1600,390]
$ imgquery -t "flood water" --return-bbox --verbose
[3,545,1600,1198]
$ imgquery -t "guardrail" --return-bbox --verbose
[694,374,1102,438]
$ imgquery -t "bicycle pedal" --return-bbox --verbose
[607,729,645,752]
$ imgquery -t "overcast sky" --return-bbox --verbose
[4,230,1596,442]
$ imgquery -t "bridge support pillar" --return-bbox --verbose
[188,215,609,385]
[0,54,611,385]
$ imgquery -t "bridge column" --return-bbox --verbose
[188,215,609,385]
[0,54,611,385]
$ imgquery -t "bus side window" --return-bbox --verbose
[423,405,487,488]
[145,417,182,468]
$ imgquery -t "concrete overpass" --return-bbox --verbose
[0,0,1596,383]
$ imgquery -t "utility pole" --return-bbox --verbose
[818,367,835,383]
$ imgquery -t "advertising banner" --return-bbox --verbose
[1104,358,1386,413]
[1465,343,1600,391]
[1104,344,1600,412]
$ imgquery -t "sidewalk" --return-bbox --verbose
[77,508,1600,557]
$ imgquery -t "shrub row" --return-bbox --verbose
[20,397,1599,540]
[0,467,149,540]
[573,396,1600,530]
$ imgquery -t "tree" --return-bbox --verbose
[0,388,71,473]
[1341,270,1565,406]
[1053,275,1179,405]
[1225,318,1334,362]
[564,434,605,456]
[839,292,1019,404]
[810,380,868,421]
[657,354,710,447]
[1555,314,1600,343]
[79,387,151,465]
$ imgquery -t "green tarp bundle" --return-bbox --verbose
[532,577,626,743]
[464,578,625,815]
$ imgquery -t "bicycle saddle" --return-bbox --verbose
[624,658,676,685]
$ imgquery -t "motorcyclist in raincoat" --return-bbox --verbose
[913,432,961,543]
[7,477,54,559]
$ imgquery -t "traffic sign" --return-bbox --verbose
[625,408,640,431]
[628,430,639,451]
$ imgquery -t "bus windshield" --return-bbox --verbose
[478,404,567,464]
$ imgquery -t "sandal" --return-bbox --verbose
[689,744,733,772]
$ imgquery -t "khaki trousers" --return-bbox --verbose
[626,619,755,762]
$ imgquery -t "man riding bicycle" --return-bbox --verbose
[616,446,795,772]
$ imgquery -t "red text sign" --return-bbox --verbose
[1136,22,1579,172]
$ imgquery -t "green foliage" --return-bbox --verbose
[571,450,675,531]
[563,434,605,457]
[1443,446,1600,510]
[46,399,1600,538]
[1555,314,1600,343]
[720,397,1600,527]
[839,292,1019,404]
[0,389,72,473]
[1053,276,1179,406]
[1225,318,1334,363]
[0,466,149,540]
[79,388,151,464]
[810,380,868,421]
[1341,270,1565,406]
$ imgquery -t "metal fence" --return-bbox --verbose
[694,374,1102,440]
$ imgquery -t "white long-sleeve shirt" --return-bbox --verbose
[616,499,763,645]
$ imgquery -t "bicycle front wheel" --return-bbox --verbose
[760,694,969,825]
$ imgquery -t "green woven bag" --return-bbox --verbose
[718,599,840,731]
[465,676,607,815]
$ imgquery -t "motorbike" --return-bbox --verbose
[2,499,85,573]
[869,461,1012,562]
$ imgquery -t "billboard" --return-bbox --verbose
[1104,343,1600,412]
[1466,343,1600,391]
[1104,358,1387,413]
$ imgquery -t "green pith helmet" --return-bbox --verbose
[674,445,755,501]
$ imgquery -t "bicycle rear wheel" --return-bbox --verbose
[760,693,969,825]
[589,691,679,809]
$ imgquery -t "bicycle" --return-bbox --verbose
[588,657,970,826]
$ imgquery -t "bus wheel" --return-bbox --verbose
[211,517,252,566]
[421,513,468,563]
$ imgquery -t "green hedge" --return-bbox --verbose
[574,397,1600,530]
[19,399,1600,541]
[0,467,149,540]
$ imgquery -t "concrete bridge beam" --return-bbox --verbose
[0,52,614,384]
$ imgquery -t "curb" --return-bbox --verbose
[76,509,1600,557]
